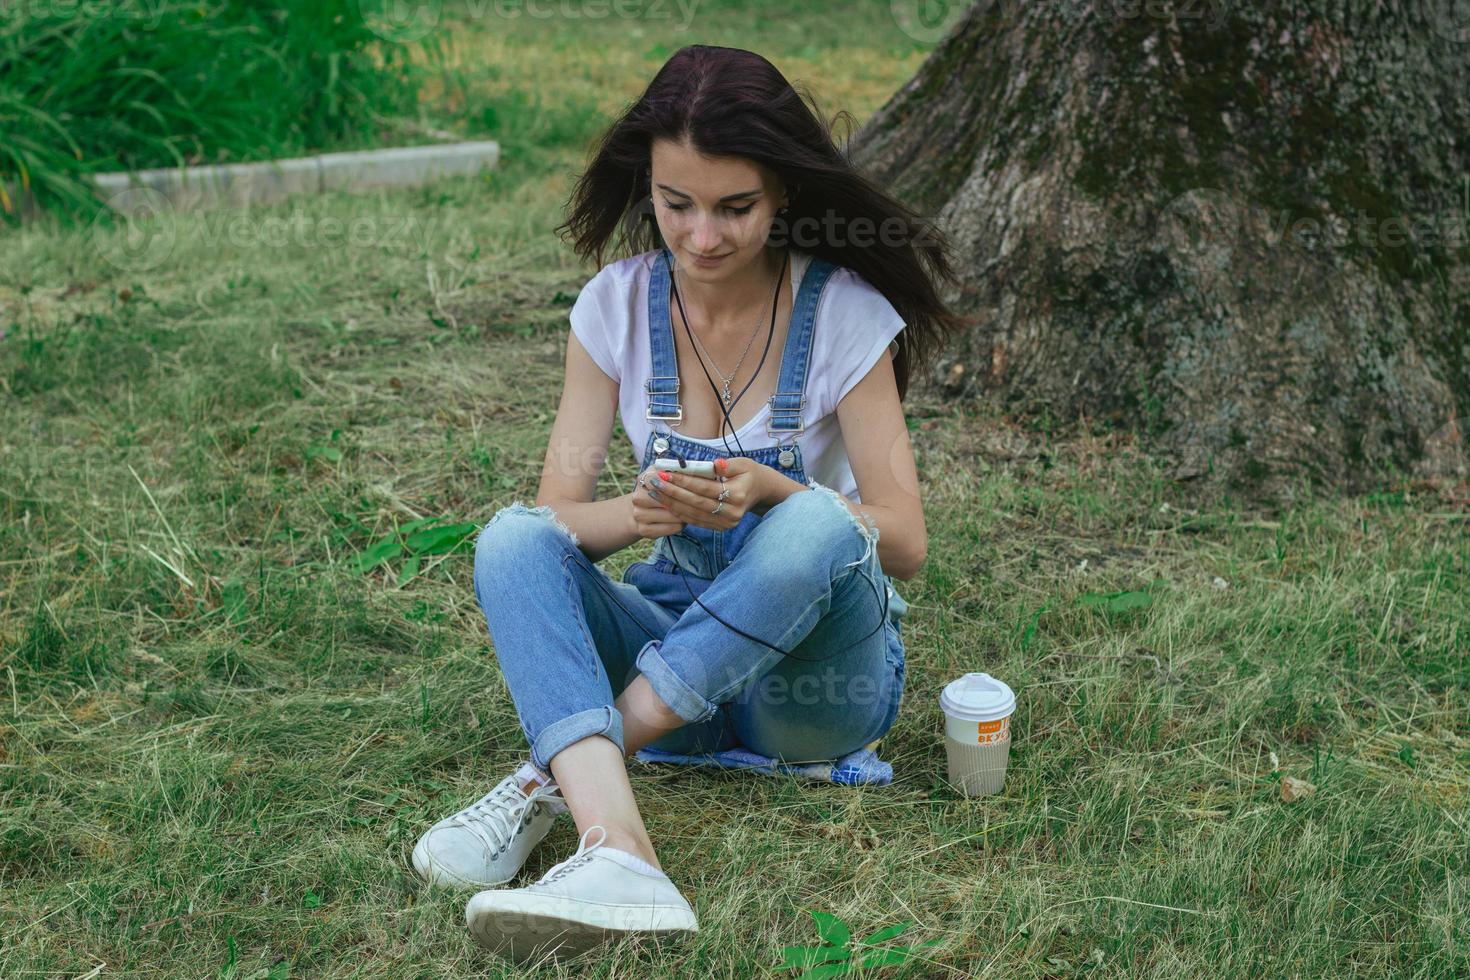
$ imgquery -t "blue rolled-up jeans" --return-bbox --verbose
[472,487,908,778]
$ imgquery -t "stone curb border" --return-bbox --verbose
[8,140,500,219]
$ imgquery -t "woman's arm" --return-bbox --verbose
[532,333,642,564]
[754,347,928,580]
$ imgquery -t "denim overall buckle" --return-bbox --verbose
[645,375,683,424]
[766,391,807,437]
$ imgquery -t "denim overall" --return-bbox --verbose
[625,246,834,594]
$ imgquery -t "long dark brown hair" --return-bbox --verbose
[554,44,967,402]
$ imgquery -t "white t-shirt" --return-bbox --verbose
[569,248,906,503]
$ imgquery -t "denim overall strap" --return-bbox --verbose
[645,246,838,444]
[768,254,838,441]
[646,248,683,430]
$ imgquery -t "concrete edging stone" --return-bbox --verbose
[9,140,501,219]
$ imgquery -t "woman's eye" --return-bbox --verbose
[662,202,755,216]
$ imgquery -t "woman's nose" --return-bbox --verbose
[691,213,722,251]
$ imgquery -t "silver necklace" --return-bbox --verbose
[674,257,778,406]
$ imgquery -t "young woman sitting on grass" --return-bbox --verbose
[410,43,965,962]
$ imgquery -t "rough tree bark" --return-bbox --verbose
[853,0,1469,499]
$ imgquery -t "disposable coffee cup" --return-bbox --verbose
[940,673,1016,796]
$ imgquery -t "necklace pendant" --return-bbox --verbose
[721,383,733,405]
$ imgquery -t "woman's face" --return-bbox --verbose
[648,136,788,285]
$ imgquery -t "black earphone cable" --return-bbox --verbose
[671,249,776,456]
[562,245,890,665]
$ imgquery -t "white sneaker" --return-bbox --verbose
[412,770,567,890]
[465,825,699,962]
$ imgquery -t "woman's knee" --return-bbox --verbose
[748,487,877,581]
[473,503,579,589]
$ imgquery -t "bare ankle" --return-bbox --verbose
[600,829,662,872]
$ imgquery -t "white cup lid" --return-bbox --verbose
[940,672,1016,722]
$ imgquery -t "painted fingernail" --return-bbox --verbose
[659,471,671,481]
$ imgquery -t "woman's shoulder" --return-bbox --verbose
[568,251,663,382]
[582,249,661,293]
[570,250,658,331]
[812,258,903,326]
[808,257,907,408]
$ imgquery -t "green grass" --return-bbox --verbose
[1,0,428,221]
[2,3,1469,977]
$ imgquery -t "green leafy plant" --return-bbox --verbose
[304,429,345,464]
[1076,577,1168,615]
[777,910,942,978]
[1,1,433,223]
[354,514,477,585]
[1077,588,1152,613]
[1019,601,1051,650]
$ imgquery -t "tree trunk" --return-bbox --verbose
[853,0,1470,499]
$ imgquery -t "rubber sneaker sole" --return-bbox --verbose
[465,893,698,962]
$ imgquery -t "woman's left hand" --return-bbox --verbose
[654,456,768,531]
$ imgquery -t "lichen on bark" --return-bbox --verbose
[852,0,1469,499]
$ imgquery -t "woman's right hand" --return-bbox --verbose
[630,464,685,540]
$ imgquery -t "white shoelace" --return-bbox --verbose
[527,824,608,890]
[448,778,567,855]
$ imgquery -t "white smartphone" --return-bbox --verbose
[654,458,717,478]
